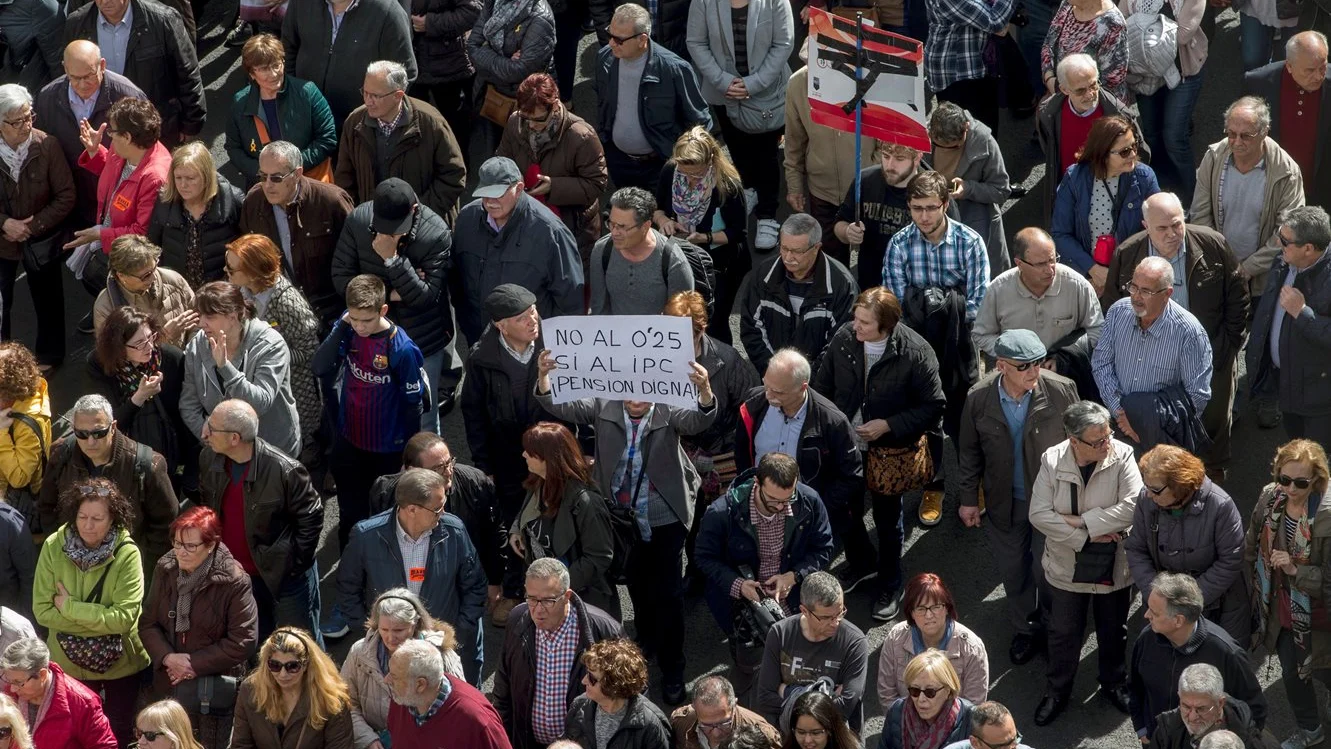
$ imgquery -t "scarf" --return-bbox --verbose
[0,134,32,184]
[482,0,538,54]
[62,527,117,572]
[525,104,563,162]
[910,620,954,655]
[174,546,216,632]
[901,696,961,749]
[1255,489,1316,678]
[671,166,715,234]
[115,345,161,399]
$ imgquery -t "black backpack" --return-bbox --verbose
[601,237,716,317]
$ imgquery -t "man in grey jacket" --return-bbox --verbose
[927,103,1011,279]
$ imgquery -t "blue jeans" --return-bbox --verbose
[1016,0,1058,95]
[253,564,323,648]
[419,346,446,434]
[1136,71,1204,204]
[1239,12,1294,71]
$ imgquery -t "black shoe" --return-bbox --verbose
[872,589,903,622]
[224,19,254,47]
[663,682,686,705]
[834,565,876,594]
[1033,693,1066,726]
[1101,684,1132,714]
[1009,185,1028,199]
[1008,632,1044,665]
[76,313,94,334]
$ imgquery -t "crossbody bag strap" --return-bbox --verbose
[87,542,128,604]
[8,412,47,475]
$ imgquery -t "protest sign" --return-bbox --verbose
[544,315,699,410]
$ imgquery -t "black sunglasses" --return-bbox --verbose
[134,729,161,742]
[908,686,947,698]
[74,426,112,440]
[1279,474,1314,490]
[1005,359,1044,372]
[586,671,600,686]
[266,658,305,674]
[605,27,643,44]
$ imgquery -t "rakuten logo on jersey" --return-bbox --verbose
[348,358,392,385]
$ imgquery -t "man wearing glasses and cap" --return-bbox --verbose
[957,329,1079,668]
[451,156,584,344]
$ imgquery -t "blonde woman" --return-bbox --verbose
[342,589,464,749]
[652,126,749,344]
[0,693,33,749]
[147,142,245,289]
[231,628,353,749]
[134,700,204,749]
[881,650,974,749]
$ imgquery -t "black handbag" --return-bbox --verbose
[20,231,62,274]
[1068,478,1119,586]
[173,674,239,716]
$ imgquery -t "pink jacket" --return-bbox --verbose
[77,141,172,252]
[30,663,118,749]
[876,619,990,708]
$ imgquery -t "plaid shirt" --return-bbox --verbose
[407,679,453,726]
[729,484,795,613]
[882,218,990,323]
[923,0,1016,91]
[531,606,581,744]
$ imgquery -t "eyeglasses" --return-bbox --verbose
[793,728,828,740]
[524,593,567,610]
[1144,484,1169,496]
[976,731,1023,749]
[68,71,99,84]
[266,658,306,674]
[1015,254,1059,269]
[252,62,283,75]
[78,484,112,497]
[223,264,240,277]
[1278,474,1314,489]
[1278,232,1299,247]
[607,219,646,233]
[1074,434,1111,449]
[417,502,445,518]
[426,457,456,477]
[519,109,552,124]
[779,243,818,256]
[360,88,402,104]
[909,203,945,214]
[73,426,112,441]
[2,113,33,128]
[913,603,948,617]
[1002,359,1044,372]
[204,422,239,436]
[759,487,796,507]
[172,539,205,552]
[698,716,735,734]
[255,169,296,184]
[134,729,164,743]
[119,265,156,284]
[0,673,35,689]
[907,686,948,699]
[1070,80,1100,97]
[1109,144,1138,158]
[1125,282,1169,297]
[606,27,644,44]
[1224,128,1263,142]
[804,606,846,623]
[126,331,156,351]
[1179,702,1218,718]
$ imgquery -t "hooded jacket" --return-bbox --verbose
[492,594,623,749]
[342,627,465,749]
[0,377,51,493]
[564,693,673,749]
[225,76,339,188]
[180,318,302,458]
[146,175,246,286]
[929,112,1011,278]
[33,525,151,682]
[139,543,259,698]
[738,251,858,374]
[92,267,196,347]
[27,662,117,749]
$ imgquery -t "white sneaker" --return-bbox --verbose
[1283,727,1326,749]
[755,218,780,250]
[744,188,758,215]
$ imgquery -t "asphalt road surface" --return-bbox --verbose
[9,3,1325,746]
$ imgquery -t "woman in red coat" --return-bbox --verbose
[63,98,172,297]
[0,638,117,749]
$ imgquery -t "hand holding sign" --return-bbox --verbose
[543,315,702,409]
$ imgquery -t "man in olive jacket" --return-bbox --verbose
[334,61,466,222]
[957,329,1079,665]
[492,559,622,749]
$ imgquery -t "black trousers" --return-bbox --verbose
[935,77,1001,131]
[870,491,905,592]
[706,241,750,346]
[1284,412,1331,453]
[0,255,65,364]
[809,195,850,268]
[604,143,665,191]
[552,0,589,99]
[714,108,783,221]
[626,520,688,684]
[1046,584,1131,697]
[330,436,404,551]
[409,78,474,158]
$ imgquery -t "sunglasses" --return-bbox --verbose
[1074,435,1111,450]
[266,658,305,674]
[134,729,162,743]
[586,671,600,686]
[1145,484,1168,496]
[1110,144,1138,158]
[74,426,112,440]
[1004,359,1044,372]
[908,686,947,699]
[1278,474,1314,489]
[255,169,295,184]
[605,27,643,44]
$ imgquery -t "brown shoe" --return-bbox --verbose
[490,596,518,627]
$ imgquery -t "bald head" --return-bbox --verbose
[63,41,106,100]
[1143,192,1184,221]
[1288,31,1329,61]
[1142,193,1186,258]
[1286,31,1329,92]
[63,40,102,68]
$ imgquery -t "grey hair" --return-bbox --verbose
[1177,663,1225,699]
[0,638,49,673]
[1063,400,1111,438]
[1152,572,1204,623]
[367,587,431,634]
[366,60,409,92]
[395,467,448,509]
[0,84,32,119]
[770,348,811,385]
[526,557,571,591]
[799,570,843,609]
[1287,30,1329,60]
[691,674,737,709]
[608,187,657,226]
[969,702,1013,737]
[1136,255,1175,291]
[1199,731,1245,749]
[1283,206,1331,252]
[1055,53,1098,89]
[213,399,259,442]
[72,393,114,422]
[259,140,302,172]
[928,102,969,145]
[781,213,823,248]
[394,640,445,686]
[1224,95,1271,133]
[612,3,651,34]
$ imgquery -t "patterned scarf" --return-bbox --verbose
[524,103,564,162]
[671,165,715,234]
[902,696,961,749]
[482,0,538,53]
[115,345,161,399]
[174,546,216,632]
[1255,489,1316,678]
[0,133,32,184]
[181,208,205,289]
[62,528,117,572]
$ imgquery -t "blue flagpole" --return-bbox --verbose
[853,13,864,223]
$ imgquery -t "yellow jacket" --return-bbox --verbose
[0,378,51,492]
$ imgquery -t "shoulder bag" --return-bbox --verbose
[710,0,783,134]
[1069,477,1118,586]
[55,542,129,674]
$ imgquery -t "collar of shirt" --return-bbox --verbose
[1137,299,1184,336]
[378,100,409,136]
[1149,234,1187,267]
[327,0,361,16]
[1174,620,1206,654]
[98,2,132,29]
[996,376,1033,408]
[1018,267,1064,299]
[498,333,535,363]
[749,482,794,523]
[1296,248,1330,276]
[537,604,579,647]
[1225,153,1266,173]
[283,179,304,212]
[397,515,432,546]
[67,84,98,111]
[769,393,809,424]
[1067,98,1102,118]
[408,679,452,724]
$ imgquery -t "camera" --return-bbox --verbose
[731,566,787,648]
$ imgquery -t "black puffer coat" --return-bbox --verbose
[687,335,758,455]
[147,176,246,289]
[412,0,482,84]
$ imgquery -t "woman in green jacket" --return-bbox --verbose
[33,477,151,749]
[224,34,338,188]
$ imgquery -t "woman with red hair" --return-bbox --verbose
[875,573,990,710]
[495,73,607,270]
[138,506,260,749]
[508,421,616,613]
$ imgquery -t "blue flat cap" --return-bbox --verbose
[994,329,1047,363]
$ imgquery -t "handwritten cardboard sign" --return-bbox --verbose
[544,315,699,410]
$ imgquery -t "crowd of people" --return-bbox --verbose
[0,0,1326,747]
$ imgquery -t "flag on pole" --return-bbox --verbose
[806,8,930,152]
